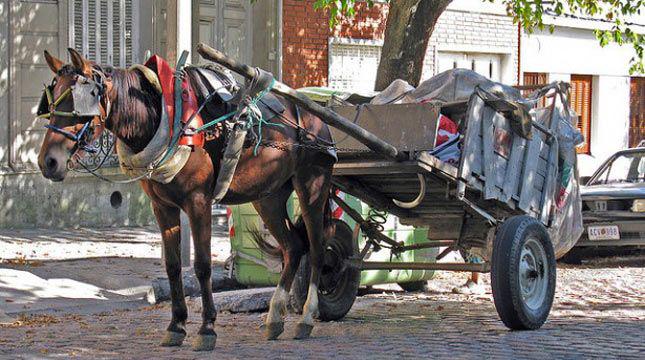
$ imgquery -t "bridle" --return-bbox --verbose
[37,67,111,156]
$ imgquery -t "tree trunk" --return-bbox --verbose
[374,0,452,91]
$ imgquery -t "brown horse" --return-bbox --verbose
[37,48,336,351]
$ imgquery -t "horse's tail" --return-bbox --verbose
[250,192,335,260]
[249,227,283,260]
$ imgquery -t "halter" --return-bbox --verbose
[37,68,111,154]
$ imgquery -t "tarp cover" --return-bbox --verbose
[370,69,523,105]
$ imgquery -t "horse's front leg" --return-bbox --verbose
[185,193,217,351]
[152,202,188,347]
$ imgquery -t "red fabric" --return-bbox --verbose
[144,55,204,148]
[435,114,458,146]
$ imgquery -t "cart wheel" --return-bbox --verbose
[398,281,428,292]
[290,219,360,321]
[491,215,556,330]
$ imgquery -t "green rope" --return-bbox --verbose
[193,111,236,133]
[247,79,282,155]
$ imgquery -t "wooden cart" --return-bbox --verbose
[198,43,572,330]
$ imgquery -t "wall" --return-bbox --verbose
[522,26,636,77]
[281,1,518,89]
[577,75,631,175]
[0,0,155,228]
[281,0,386,88]
[0,0,8,169]
[522,24,639,175]
[429,8,518,84]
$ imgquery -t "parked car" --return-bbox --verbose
[576,145,645,249]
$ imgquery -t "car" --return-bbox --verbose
[576,144,645,249]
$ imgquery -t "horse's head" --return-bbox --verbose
[37,48,110,181]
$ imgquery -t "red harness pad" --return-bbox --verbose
[144,55,204,148]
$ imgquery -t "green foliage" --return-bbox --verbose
[311,0,644,74]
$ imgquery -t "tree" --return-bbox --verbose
[314,0,644,90]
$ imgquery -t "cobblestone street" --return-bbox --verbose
[1,254,643,359]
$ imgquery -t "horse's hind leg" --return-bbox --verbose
[152,202,188,347]
[292,164,333,340]
[252,184,306,340]
[185,193,217,351]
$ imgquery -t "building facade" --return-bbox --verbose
[0,0,280,228]
[521,14,645,176]
[0,0,642,227]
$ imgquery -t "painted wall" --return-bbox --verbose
[521,24,640,175]
[0,0,8,169]
[578,75,632,175]
[0,0,156,228]
[522,26,636,77]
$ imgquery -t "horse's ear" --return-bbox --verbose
[67,48,91,74]
[44,50,63,74]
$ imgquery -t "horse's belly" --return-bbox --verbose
[218,148,296,204]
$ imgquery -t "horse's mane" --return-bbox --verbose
[106,66,161,153]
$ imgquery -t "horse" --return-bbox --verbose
[36,48,337,351]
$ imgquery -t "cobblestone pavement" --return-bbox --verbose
[1,255,643,359]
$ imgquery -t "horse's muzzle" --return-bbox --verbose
[39,153,67,182]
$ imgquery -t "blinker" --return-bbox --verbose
[71,78,102,117]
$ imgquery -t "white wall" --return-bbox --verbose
[522,26,635,77]
[522,24,638,176]
[577,75,631,175]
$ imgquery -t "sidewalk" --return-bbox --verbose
[0,225,230,318]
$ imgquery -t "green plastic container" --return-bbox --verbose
[228,193,437,287]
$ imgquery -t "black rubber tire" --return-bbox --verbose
[491,215,556,330]
[290,219,361,321]
[398,281,428,292]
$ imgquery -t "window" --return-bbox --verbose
[522,72,548,107]
[69,0,138,67]
[437,52,501,82]
[329,41,382,93]
[570,75,593,154]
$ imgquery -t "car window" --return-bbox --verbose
[589,152,645,185]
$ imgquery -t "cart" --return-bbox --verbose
[197,44,582,330]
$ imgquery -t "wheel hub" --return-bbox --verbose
[518,237,548,310]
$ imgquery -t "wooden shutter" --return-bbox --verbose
[70,0,136,67]
[522,72,547,106]
[629,77,645,147]
[570,75,593,154]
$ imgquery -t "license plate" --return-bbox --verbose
[588,225,620,240]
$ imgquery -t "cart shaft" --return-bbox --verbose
[196,43,406,161]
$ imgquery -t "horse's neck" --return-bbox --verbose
[105,68,161,153]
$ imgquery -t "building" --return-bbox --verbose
[282,0,519,91]
[521,13,645,176]
[0,0,642,227]
[0,0,280,227]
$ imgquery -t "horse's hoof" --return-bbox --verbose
[293,323,314,340]
[160,331,185,347]
[265,322,284,340]
[192,334,217,352]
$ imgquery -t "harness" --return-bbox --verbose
[37,68,110,154]
[38,51,335,192]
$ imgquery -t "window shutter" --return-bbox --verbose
[522,72,547,107]
[570,75,593,154]
[69,0,136,67]
[629,77,645,147]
